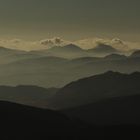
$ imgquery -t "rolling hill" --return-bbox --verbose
[0,85,58,108]
[50,71,140,109]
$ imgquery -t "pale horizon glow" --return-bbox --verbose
[0,37,139,52]
[0,0,139,42]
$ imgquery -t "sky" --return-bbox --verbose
[0,0,139,41]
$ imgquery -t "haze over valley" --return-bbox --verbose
[0,0,140,139]
[0,44,139,87]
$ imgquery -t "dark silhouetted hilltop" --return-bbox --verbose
[50,71,140,109]
[130,50,140,58]
[0,101,78,139]
[31,44,87,59]
[0,101,140,139]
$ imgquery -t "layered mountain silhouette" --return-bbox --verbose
[87,43,118,57]
[0,85,58,108]
[0,70,139,139]
[0,54,140,87]
[0,45,139,87]
[0,44,140,139]
[31,44,87,59]
[0,44,134,63]
[46,44,84,53]
[50,71,140,109]
[0,46,42,64]
[31,43,121,58]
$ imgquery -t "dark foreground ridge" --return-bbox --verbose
[0,101,140,139]
[0,101,77,139]
[64,94,140,125]
[51,71,140,109]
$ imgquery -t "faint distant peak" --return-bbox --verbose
[95,43,117,51]
[104,53,127,59]
[130,50,140,57]
[63,44,83,50]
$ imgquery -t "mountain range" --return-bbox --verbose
[0,41,139,139]
[33,43,120,58]
[87,43,119,57]
[0,71,140,111]
[1,37,139,52]
[31,44,87,58]
[0,45,139,87]
[0,46,41,64]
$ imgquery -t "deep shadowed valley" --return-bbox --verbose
[0,100,140,139]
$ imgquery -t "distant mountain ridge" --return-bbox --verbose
[104,54,127,60]
[0,46,24,53]
[0,43,135,60]
[0,54,140,87]
[0,46,42,64]
[0,45,139,87]
[87,43,119,57]
[29,43,123,58]
[31,44,87,59]
[130,50,140,57]
[47,44,84,52]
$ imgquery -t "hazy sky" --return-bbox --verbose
[0,0,139,41]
